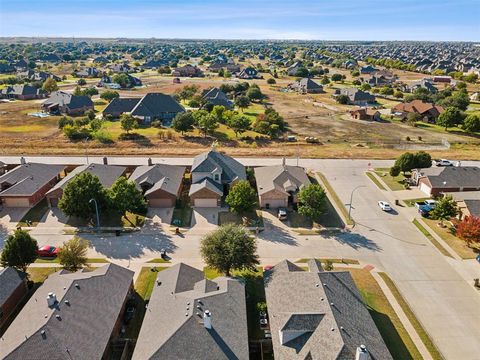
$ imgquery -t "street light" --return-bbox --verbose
[348,185,366,220]
[89,198,100,230]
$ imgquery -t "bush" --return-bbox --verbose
[267,78,276,85]
[58,116,74,129]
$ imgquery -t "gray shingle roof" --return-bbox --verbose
[131,93,185,117]
[132,263,249,360]
[254,165,311,196]
[464,199,480,217]
[417,166,480,188]
[46,163,126,195]
[129,163,185,196]
[42,91,93,110]
[264,260,392,360]
[102,97,140,115]
[0,268,25,307]
[192,150,246,184]
[0,85,47,97]
[189,177,224,197]
[0,163,65,197]
[0,264,134,360]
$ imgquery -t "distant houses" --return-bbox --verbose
[74,67,100,78]
[392,100,444,123]
[17,70,61,82]
[288,78,323,94]
[202,87,233,109]
[0,85,47,100]
[349,107,381,121]
[42,91,94,116]
[334,88,376,105]
[172,64,203,77]
[237,66,261,79]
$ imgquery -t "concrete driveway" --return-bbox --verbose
[35,208,69,229]
[187,207,221,235]
[145,208,174,231]
[0,208,28,247]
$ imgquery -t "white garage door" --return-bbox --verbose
[149,198,174,208]
[419,182,432,196]
[194,198,218,207]
[262,199,287,209]
[4,197,30,208]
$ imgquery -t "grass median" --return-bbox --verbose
[316,172,353,226]
[412,219,453,258]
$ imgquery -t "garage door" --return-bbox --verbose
[4,197,30,208]
[149,198,174,208]
[419,182,432,196]
[194,198,218,207]
[262,199,287,209]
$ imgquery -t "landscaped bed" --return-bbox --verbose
[171,206,193,227]
[218,210,264,227]
[316,172,353,226]
[373,168,408,191]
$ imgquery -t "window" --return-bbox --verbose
[214,174,220,182]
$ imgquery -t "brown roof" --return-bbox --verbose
[393,100,444,115]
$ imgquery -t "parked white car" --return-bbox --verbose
[434,159,454,167]
[378,201,392,212]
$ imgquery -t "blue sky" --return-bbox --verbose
[0,0,479,41]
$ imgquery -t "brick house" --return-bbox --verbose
[0,268,28,330]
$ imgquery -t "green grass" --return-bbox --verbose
[412,219,453,258]
[366,171,387,190]
[404,198,430,207]
[171,206,193,227]
[17,199,49,227]
[218,210,264,227]
[146,258,171,263]
[296,258,360,265]
[423,218,480,259]
[67,210,145,228]
[316,172,353,226]
[373,168,407,191]
[378,272,444,360]
[34,257,109,264]
[26,267,58,283]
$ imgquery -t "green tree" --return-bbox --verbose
[59,172,107,219]
[227,115,251,137]
[200,224,259,276]
[42,77,58,92]
[438,92,470,111]
[267,78,276,85]
[331,73,343,82]
[86,109,96,121]
[321,76,330,85]
[100,90,119,102]
[335,95,350,104]
[297,184,327,220]
[211,105,226,123]
[196,112,218,137]
[0,229,38,273]
[235,95,251,112]
[295,67,309,77]
[120,113,138,134]
[77,78,87,86]
[414,151,432,168]
[225,180,257,213]
[172,112,194,134]
[58,237,88,271]
[246,86,263,102]
[73,85,82,96]
[389,165,401,177]
[394,91,404,99]
[436,106,463,131]
[430,195,457,225]
[90,118,103,132]
[108,176,147,215]
[113,73,130,88]
[463,114,480,133]
[406,112,420,126]
[394,152,415,174]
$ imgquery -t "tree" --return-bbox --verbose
[0,229,38,273]
[86,109,96,121]
[414,151,432,168]
[90,118,103,132]
[335,95,350,104]
[120,113,138,134]
[59,172,107,219]
[394,91,404,99]
[227,115,251,137]
[389,165,401,177]
[267,78,276,85]
[176,84,199,101]
[100,90,119,102]
[77,78,87,86]
[73,85,82,96]
[211,105,226,123]
[438,92,470,111]
[196,112,218,137]
[463,114,480,133]
[225,180,257,213]
[456,216,480,246]
[430,195,457,224]
[394,152,415,174]
[321,76,330,85]
[200,224,259,276]
[246,86,263,102]
[331,73,343,82]
[235,95,251,112]
[436,106,463,131]
[172,112,194,134]
[108,176,147,215]
[297,184,327,220]
[406,112,420,126]
[295,67,309,77]
[112,73,130,88]
[42,77,58,92]
[58,237,88,271]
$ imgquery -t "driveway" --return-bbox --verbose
[0,208,29,247]
[35,208,69,229]
[187,207,221,235]
[144,208,174,232]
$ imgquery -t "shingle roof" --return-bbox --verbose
[416,166,480,188]
[102,97,141,115]
[290,78,323,92]
[132,263,249,360]
[131,93,185,117]
[0,264,134,360]
[0,268,25,307]
[189,177,224,197]
[340,88,375,103]
[393,100,444,115]
[46,163,126,195]
[0,85,46,96]
[464,199,480,217]
[191,150,246,184]
[254,165,311,196]
[129,163,185,196]
[42,91,93,110]
[202,88,233,109]
[0,163,65,197]
[264,260,392,360]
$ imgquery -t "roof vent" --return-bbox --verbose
[41,330,46,339]
[55,314,61,320]
[64,300,70,306]
[356,345,369,360]
[331,328,335,331]
[47,292,57,307]
[315,284,320,287]
[74,283,80,289]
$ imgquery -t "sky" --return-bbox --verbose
[0,0,479,41]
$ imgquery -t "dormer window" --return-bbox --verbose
[214,174,220,182]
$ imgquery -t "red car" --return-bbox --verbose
[37,246,59,257]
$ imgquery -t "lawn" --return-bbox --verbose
[423,218,480,259]
[316,172,353,226]
[366,171,387,190]
[26,267,58,283]
[288,196,343,230]
[218,210,264,227]
[34,257,109,264]
[373,168,407,191]
[378,272,443,360]
[412,219,452,258]
[146,258,171,263]
[17,199,49,227]
[67,210,145,228]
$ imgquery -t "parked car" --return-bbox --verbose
[476,254,480,264]
[36,245,59,257]
[434,159,454,167]
[277,208,288,221]
[415,200,436,217]
[378,201,392,212]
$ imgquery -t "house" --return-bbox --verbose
[408,79,438,93]
[0,268,27,329]
[264,259,393,360]
[172,65,203,77]
[189,149,246,207]
[0,162,65,207]
[108,93,185,126]
[142,59,168,69]
[335,88,376,105]
[349,107,381,121]
[109,63,131,73]
[75,67,100,78]
[17,70,61,82]
[286,61,303,76]
[132,263,249,360]
[93,56,109,64]
[42,91,94,116]
[38,53,61,62]
[451,192,480,219]
[0,161,6,175]
[288,78,323,94]
[202,87,233,109]
[0,85,47,100]
[392,100,444,123]
[0,264,134,360]
[207,61,240,73]
[360,65,378,74]
[237,66,260,79]
[45,163,127,207]
[412,166,480,196]
[129,163,186,207]
[433,75,452,83]
[0,63,15,73]
[254,161,311,208]
[12,59,28,71]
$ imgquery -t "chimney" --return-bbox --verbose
[46,292,57,307]
[20,156,26,165]
[103,157,108,165]
[355,345,369,360]
[148,158,153,166]
[203,310,212,329]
